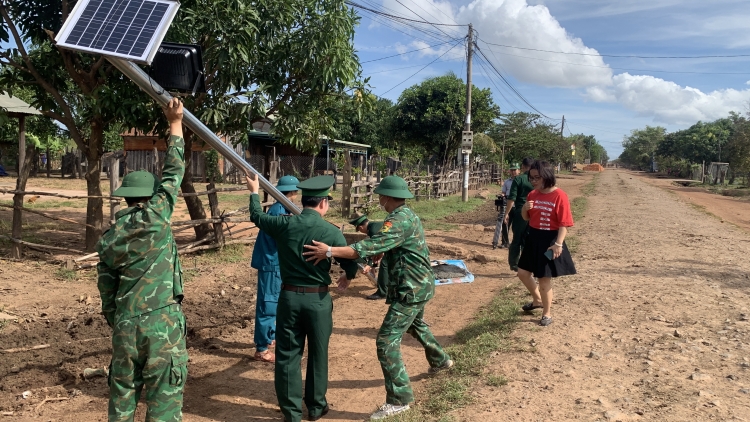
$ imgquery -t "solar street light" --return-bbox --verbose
[149,43,206,95]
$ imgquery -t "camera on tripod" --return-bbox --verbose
[494,194,505,211]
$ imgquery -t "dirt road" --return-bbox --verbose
[458,169,750,421]
[8,169,750,421]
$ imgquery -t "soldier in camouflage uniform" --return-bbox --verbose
[96,98,188,422]
[304,175,453,420]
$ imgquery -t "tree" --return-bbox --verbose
[619,126,666,170]
[146,0,369,239]
[331,96,394,152]
[487,112,564,165]
[1,0,368,246]
[1,0,156,250]
[391,73,500,166]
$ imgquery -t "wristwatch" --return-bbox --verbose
[325,246,332,258]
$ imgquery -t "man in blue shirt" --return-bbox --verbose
[251,175,299,363]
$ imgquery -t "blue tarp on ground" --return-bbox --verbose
[433,259,474,286]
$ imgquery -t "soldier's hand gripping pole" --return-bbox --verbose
[108,58,376,282]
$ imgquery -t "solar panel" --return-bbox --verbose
[55,0,180,64]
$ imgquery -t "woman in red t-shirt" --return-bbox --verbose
[517,160,577,326]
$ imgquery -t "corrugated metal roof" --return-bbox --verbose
[0,94,41,116]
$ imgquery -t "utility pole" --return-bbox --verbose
[461,23,473,202]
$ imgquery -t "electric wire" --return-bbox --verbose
[393,0,463,40]
[356,8,452,43]
[345,1,467,26]
[474,45,552,119]
[361,40,459,63]
[472,51,521,112]
[479,39,750,59]
[483,47,750,75]
[379,38,464,96]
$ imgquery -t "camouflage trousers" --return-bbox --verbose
[376,301,451,405]
[108,304,188,422]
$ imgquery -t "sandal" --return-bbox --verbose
[521,302,543,312]
[540,316,553,326]
[254,350,275,363]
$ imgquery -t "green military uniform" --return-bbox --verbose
[97,135,188,422]
[249,176,358,422]
[349,176,451,407]
[349,214,389,298]
[507,171,534,271]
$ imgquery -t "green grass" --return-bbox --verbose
[200,243,247,264]
[570,196,588,222]
[566,174,598,255]
[0,199,86,209]
[55,268,77,281]
[216,193,250,212]
[485,374,508,387]
[385,287,522,421]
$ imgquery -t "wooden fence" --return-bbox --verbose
[339,156,496,218]
[0,184,270,266]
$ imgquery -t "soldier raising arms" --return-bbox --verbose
[304,175,453,420]
[96,98,188,422]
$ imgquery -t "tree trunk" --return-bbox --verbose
[30,149,39,177]
[181,132,212,240]
[83,121,105,252]
[45,146,51,178]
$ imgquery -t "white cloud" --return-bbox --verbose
[369,0,749,125]
[589,73,750,124]
[380,0,613,87]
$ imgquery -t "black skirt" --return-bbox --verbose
[517,227,577,278]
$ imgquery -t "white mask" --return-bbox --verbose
[379,197,389,212]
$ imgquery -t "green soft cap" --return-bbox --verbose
[373,175,414,199]
[509,163,520,170]
[276,175,300,192]
[297,175,335,199]
[348,212,368,227]
[113,171,158,198]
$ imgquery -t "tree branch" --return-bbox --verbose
[0,4,79,139]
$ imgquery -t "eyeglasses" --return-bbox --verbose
[529,175,542,181]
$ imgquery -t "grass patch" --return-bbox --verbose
[570,197,588,221]
[201,243,247,264]
[55,268,78,281]
[216,193,250,212]
[391,287,521,421]
[0,199,86,209]
[485,374,508,387]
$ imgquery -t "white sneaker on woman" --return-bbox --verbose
[370,403,410,420]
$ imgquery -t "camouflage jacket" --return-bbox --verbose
[350,204,434,304]
[96,135,185,327]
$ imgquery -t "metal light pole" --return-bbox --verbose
[107,58,376,281]
[462,24,473,202]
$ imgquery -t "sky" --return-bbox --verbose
[352,0,750,158]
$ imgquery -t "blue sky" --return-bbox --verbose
[352,0,750,158]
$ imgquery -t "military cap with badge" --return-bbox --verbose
[297,175,335,200]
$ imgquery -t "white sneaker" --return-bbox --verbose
[428,359,454,374]
[370,403,410,420]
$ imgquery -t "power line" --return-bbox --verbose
[393,0,463,40]
[483,47,750,75]
[472,51,521,113]
[474,45,552,119]
[345,1,467,26]
[479,39,750,59]
[364,59,452,75]
[361,40,459,63]
[353,2,456,43]
[380,39,464,96]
